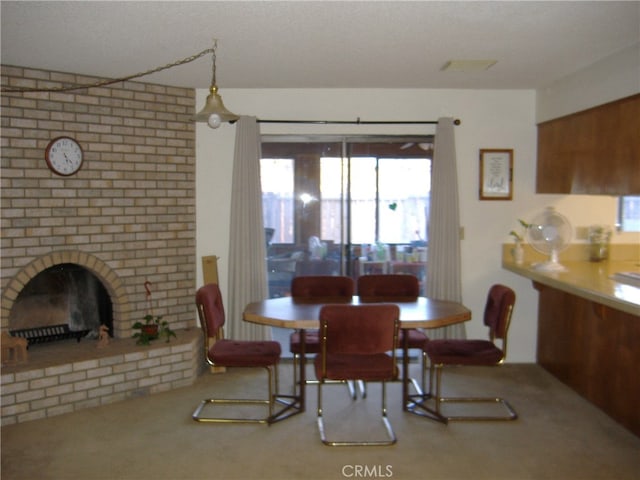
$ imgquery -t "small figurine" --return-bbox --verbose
[96,325,111,349]
[1,331,28,365]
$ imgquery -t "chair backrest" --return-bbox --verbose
[484,284,516,342]
[357,274,420,297]
[319,304,399,356]
[195,283,226,339]
[291,275,354,298]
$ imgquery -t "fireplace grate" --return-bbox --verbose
[9,324,91,346]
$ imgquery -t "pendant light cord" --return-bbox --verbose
[210,40,218,87]
[1,47,215,93]
[2,42,461,127]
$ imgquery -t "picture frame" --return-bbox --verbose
[479,149,513,200]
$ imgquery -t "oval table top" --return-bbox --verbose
[243,295,471,330]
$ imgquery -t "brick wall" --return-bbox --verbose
[0,65,197,337]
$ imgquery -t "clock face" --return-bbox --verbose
[45,136,83,176]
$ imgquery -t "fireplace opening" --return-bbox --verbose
[8,263,113,346]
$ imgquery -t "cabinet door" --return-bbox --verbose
[606,307,640,436]
[535,283,640,437]
[535,284,589,387]
[536,94,640,195]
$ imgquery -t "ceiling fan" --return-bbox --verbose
[400,142,434,151]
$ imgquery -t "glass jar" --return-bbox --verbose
[588,225,611,262]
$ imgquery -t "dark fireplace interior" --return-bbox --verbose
[9,263,113,345]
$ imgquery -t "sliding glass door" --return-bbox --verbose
[261,135,432,298]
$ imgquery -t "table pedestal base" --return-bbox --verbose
[268,394,304,424]
[405,393,448,424]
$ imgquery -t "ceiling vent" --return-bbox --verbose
[441,60,497,72]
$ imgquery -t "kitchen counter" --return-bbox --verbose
[502,244,640,437]
[502,258,640,316]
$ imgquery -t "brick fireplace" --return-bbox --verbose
[1,65,201,424]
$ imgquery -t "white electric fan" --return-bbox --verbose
[526,207,572,272]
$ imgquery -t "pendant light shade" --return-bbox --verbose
[194,40,239,129]
[195,85,239,128]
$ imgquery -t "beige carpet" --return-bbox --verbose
[2,363,639,480]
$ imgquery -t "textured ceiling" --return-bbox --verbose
[1,1,639,90]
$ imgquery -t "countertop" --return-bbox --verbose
[503,257,640,317]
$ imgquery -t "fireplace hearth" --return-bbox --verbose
[1,327,203,425]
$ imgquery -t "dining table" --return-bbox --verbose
[243,295,472,423]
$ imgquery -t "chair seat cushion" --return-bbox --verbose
[289,329,320,354]
[425,339,504,366]
[210,339,281,367]
[314,353,397,382]
[398,328,428,349]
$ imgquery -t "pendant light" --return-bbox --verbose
[194,40,239,128]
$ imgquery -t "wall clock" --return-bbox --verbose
[45,136,84,176]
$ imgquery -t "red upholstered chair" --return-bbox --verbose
[192,283,281,424]
[357,274,421,298]
[315,304,400,446]
[357,274,429,395]
[290,275,354,298]
[288,275,357,397]
[421,284,517,422]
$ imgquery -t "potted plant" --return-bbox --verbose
[509,219,530,265]
[132,314,176,345]
[133,280,177,345]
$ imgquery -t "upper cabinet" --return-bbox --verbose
[536,94,640,195]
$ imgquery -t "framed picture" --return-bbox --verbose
[479,149,513,200]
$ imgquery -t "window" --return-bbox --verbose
[618,196,640,232]
[261,135,433,297]
[261,158,295,243]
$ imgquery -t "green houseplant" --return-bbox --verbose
[134,280,177,345]
[509,218,531,243]
[132,314,176,345]
[509,218,531,265]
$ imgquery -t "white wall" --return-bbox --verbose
[195,87,636,363]
[536,43,640,122]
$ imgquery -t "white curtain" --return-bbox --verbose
[425,117,466,339]
[227,116,271,341]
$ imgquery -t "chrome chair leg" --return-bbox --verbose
[407,349,429,397]
[357,380,367,398]
[192,365,277,424]
[409,363,517,422]
[316,380,396,446]
[434,363,517,421]
[295,352,358,400]
[406,361,447,423]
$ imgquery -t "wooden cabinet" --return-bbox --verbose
[535,282,640,437]
[536,94,640,194]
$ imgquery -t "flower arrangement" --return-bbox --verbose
[508,218,530,264]
[132,314,176,345]
[509,218,531,243]
[132,280,176,345]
